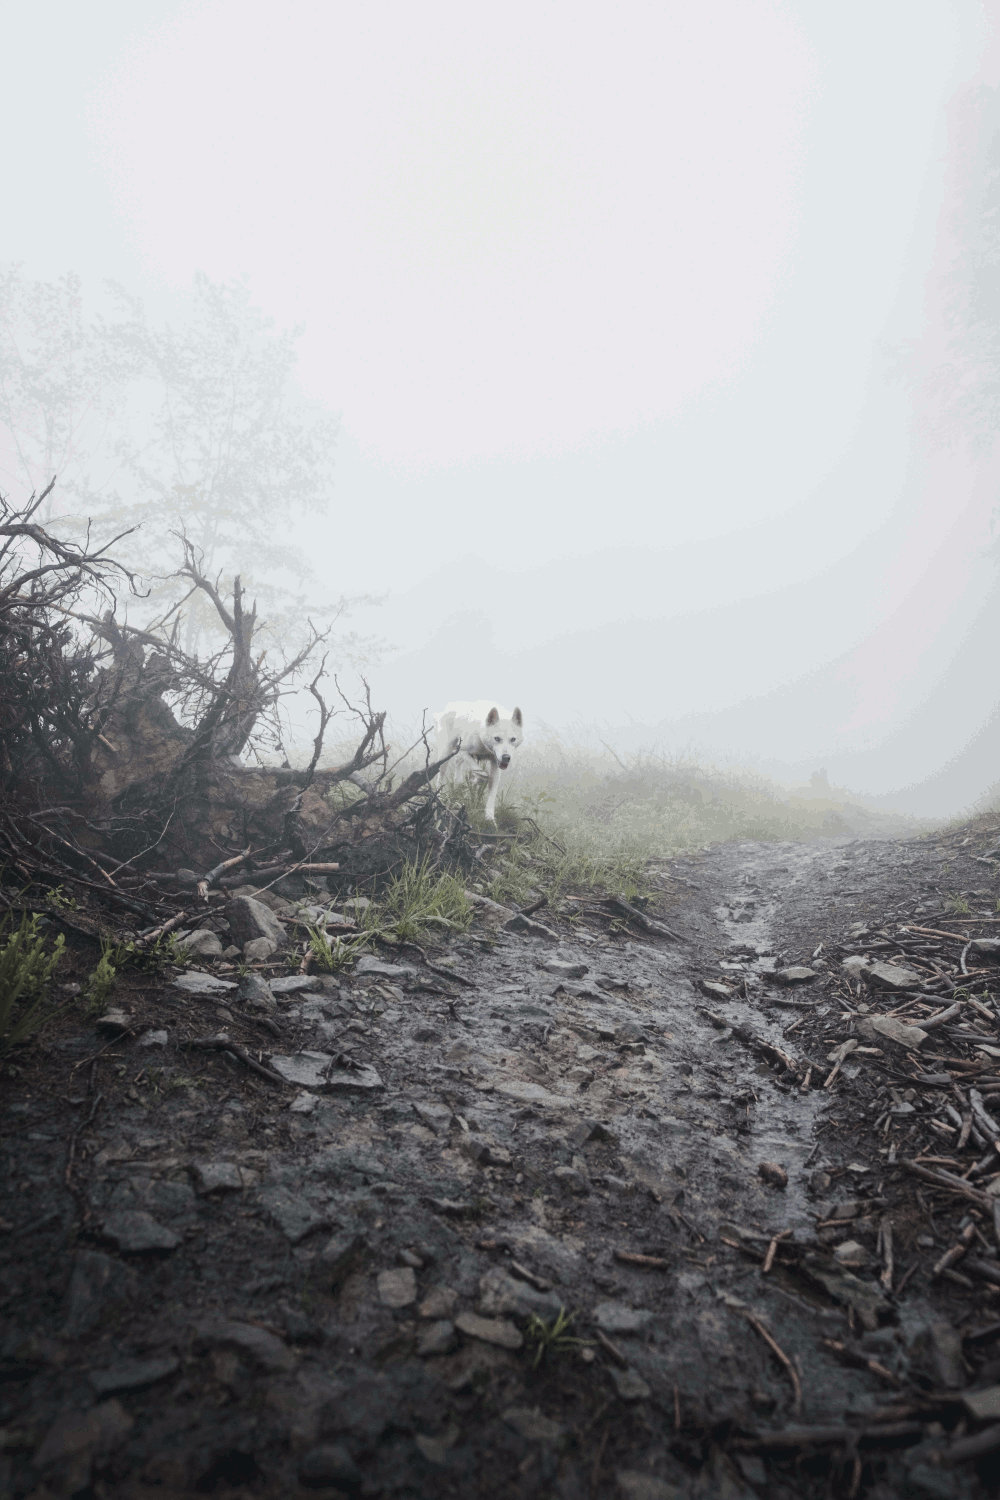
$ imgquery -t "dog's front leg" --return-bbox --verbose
[484,760,501,823]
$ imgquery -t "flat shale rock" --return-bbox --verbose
[269,1051,333,1088]
[772,965,818,984]
[101,1210,181,1253]
[377,1266,418,1308]
[454,1310,523,1349]
[173,971,237,996]
[867,1015,928,1049]
[592,1302,652,1335]
[863,961,923,991]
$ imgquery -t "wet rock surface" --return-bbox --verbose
[3,831,1000,1495]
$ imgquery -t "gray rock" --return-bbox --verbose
[173,971,237,996]
[413,1100,452,1133]
[298,1443,362,1491]
[177,928,224,958]
[355,956,416,979]
[540,959,588,979]
[417,1319,457,1356]
[258,1185,330,1243]
[610,1367,652,1402]
[505,912,560,940]
[88,1355,179,1395]
[552,1165,589,1194]
[963,1384,1000,1421]
[867,1016,928,1049]
[269,1051,333,1088]
[592,1302,651,1335]
[192,1160,254,1194]
[101,1210,180,1253]
[863,961,923,991]
[138,1029,169,1047]
[971,938,1000,958]
[238,973,276,1010]
[455,1310,524,1349]
[289,1090,318,1114]
[327,1061,383,1092]
[477,1267,562,1319]
[195,1317,295,1371]
[833,1240,870,1269]
[842,955,869,976]
[243,936,277,961]
[493,1079,571,1108]
[419,1286,459,1320]
[377,1266,417,1308]
[63,1251,138,1337]
[271,975,321,996]
[226,894,286,947]
[772,966,818,985]
[34,1398,133,1473]
[502,1406,566,1442]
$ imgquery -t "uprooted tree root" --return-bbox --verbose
[0,483,486,944]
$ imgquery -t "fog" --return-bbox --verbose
[4,1,1000,816]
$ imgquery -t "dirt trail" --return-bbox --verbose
[3,831,998,1498]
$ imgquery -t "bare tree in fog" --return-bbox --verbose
[0,268,352,656]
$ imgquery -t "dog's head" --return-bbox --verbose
[485,705,523,769]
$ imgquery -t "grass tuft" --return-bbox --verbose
[0,910,65,1056]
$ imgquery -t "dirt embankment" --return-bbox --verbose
[4,827,1000,1498]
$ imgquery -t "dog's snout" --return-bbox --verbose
[499,755,511,769]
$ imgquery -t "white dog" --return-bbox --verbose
[433,700,524,823]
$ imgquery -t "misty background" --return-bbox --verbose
[3,1,1000,816]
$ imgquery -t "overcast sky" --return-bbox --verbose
[4,1,1000,809]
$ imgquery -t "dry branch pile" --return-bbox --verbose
[0,486,464,937]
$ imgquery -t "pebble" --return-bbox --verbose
[477,1267,562,1319]
[243,937,277,961]
[551,1165,589,1194]
[610,1367,652,1402]
[297,1443,362,1490]
[868,1016,928,1049]
[757,1161,788,1189]
[138,1029,169,1046]
[101,1211,180,1253]
[238,973,277,1010]
[377,1266,417,1308]
[772,966,817,985]
[417,1319,457,1356]
[592,1302,652,1335]
[192,1160,255,1194]
[539,959,589,979]
[454,1310,524,1349]
[178,928,224,958]
[269,1051,333,1088]
[271,975,321,995]
[833,1240,870,1269]
[355,956,416,979]
[502,1406,566,1442]
[419,1286,459,1320]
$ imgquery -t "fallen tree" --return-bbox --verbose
[0,484,465,934]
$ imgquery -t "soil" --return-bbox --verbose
[4,825,1000,1499]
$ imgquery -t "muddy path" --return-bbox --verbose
[4,830,1000,1498]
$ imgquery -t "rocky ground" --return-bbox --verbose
[5,824,1000,1499]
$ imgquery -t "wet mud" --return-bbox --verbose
[3,829,999,1497]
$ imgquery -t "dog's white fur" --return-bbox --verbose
[433,700,524,823]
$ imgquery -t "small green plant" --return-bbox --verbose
[46,885,78,911]
[84,942,118,1010]
[0,911,65,1055]
[523,1307,590,1369]
[944,894,972,916]
[365,860,473,944]
[305,924,371,973]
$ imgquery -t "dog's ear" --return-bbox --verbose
[486,707,499,725]
[512,707,523,727]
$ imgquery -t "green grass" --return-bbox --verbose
[523,1308,591,1369]
[362,858,473,944]
[0,911,65,1056]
